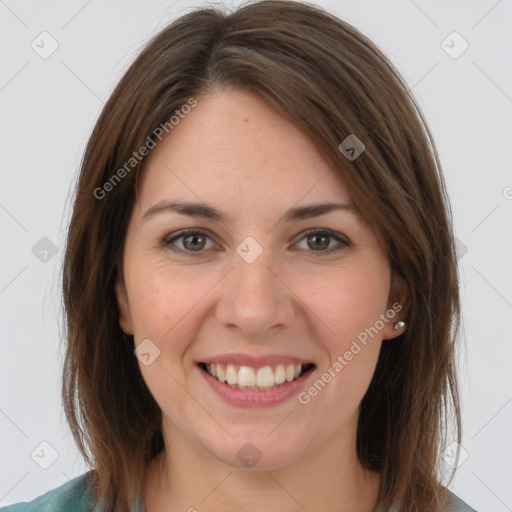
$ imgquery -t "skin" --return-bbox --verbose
[115,88,407,512]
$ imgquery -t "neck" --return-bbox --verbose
[143,425,381,512]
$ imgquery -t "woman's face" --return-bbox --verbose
[116,88,405,470]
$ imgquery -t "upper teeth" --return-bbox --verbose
[205,363,303,389]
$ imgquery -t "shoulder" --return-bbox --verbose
[446,489,478,512]
[1,472,99,512]
[378,488,478,512]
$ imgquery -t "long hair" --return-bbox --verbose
[61,1,462,510]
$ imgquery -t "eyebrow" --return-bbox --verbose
[142,200,357,223]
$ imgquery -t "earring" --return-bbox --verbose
[394,321,405,330]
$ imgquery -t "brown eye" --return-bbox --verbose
[162,228,350,257]
[307,233,330,250]
[295,229,350,255]
[163,229,215,255]
[181,233,207,251]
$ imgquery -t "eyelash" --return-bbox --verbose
[161,228,351,257]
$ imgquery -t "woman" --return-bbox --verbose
[2,1,477,511]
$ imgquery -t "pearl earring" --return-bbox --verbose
[394,321,405,330]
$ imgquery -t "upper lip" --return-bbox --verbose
[198,353,315,367]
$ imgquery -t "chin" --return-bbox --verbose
[203,431,310,471]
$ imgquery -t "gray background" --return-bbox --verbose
[1,1,511,510]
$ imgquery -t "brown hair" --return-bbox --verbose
[61,1,462,510]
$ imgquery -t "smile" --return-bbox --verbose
[198,362,315,391]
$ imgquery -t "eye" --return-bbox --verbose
[294,228,351,256]
[162,228,350,256]
[163,229,217,255]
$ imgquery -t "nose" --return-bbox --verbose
[214,246,297,341]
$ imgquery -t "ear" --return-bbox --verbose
[382,271,408,341]
[115,279,134,335]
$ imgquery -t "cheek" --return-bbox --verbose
[304,265,390,347]
[125,263,211,409]
[126,259,217,345]
[302,264,389,400]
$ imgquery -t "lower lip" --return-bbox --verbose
[199,365,315,407]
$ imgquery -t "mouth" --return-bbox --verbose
[197,362,316,392]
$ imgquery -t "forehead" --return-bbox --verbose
[137,89,352,213]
